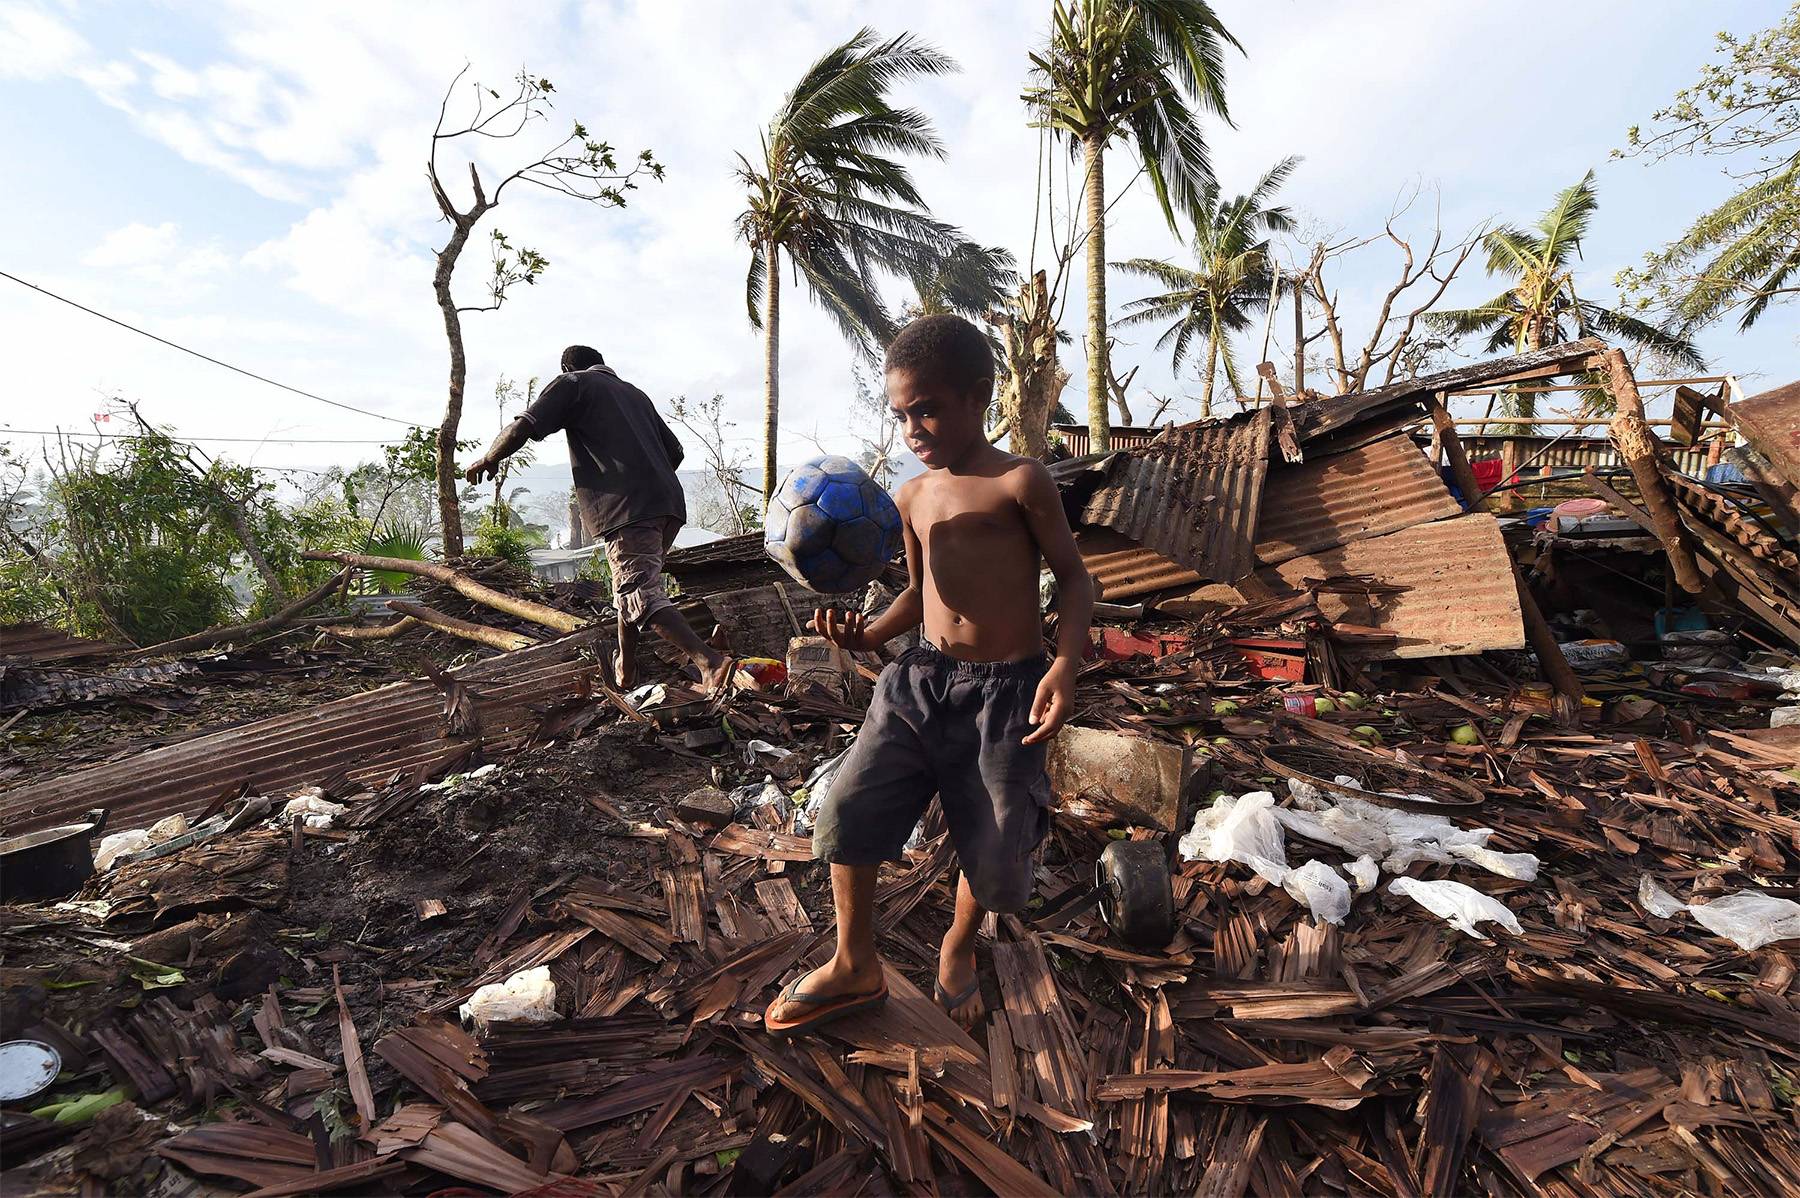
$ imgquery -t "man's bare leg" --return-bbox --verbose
[615,610,641,690]
[646,608,731,692]
[938,873,985,1027]
[766,863,884,1022]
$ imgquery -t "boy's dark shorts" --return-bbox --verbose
[812,644,1052,913]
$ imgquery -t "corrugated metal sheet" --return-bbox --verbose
[1079,409,1272,584]
[1053,425,1161,458]
[1256,435,1460,566]
[1450,434,1711,477]
[1729,380,1800,489]
[1256,515,1525,659]
[0,622,129,663]
[1075,528,1201,600]
[0,631,603,837]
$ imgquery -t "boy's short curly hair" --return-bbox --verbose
[884,314,994,399]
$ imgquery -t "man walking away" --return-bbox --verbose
[465,345,730,691]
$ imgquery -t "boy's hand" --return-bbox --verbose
[1022,658,1077,745]
[813,607,870,652]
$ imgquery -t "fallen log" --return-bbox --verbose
[319,616,421,640]
[302,551,584,634]
[130,569,351,660]
[385,600,537,652]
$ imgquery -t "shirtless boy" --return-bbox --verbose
[763,314,1094,1035]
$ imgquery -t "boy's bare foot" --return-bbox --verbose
[764,955,885,1025]
[613,649,636,691]
[936,943,982,1028]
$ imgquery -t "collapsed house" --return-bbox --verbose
[1,341,1798,1196]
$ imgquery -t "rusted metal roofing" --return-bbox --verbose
[1447,434,1712,478]
[1255,515,1525,659]
[1052,424,1161,458]
[0,622,130,664]
[1728,379,1800,490]
[1077,408,1272,584]
[1256,435,1461,566]
[1076,528,1201,600]
[0,631,603,837]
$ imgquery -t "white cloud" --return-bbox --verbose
[83,221,181,268]
[0,1,87,79]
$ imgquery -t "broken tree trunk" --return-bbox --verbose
[302,551,584,634]
[130,569,351,660]
[1428,396,1482,509]
[385,600,537,652]
[320,616,421,640]
[1604,349,1702,594]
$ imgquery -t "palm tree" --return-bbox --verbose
[905,242,1019,320]
[737,29,967,500]
[1024,0,1239,453]
[1431,171,1703,415]
[1647,150,1800,332]
[1111,156,1297,417]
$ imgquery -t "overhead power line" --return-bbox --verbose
[0,269,426,428]
[2,427,395,445]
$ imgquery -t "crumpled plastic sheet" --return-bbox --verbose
[1282,859,1351,925]
[1639,877,1800,950]
[1638,875,1686,919]
[790,748,851,835]
[459,966,558,1029]
[1278,778,1539,880]
[1388,877,1523,940]
[1178,791,1289,886]
[1345,855,1380,895]
[281,794,347,830]
[95,830,152,872]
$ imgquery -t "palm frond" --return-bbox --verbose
[1536,170,1599,266]
[1480,225,1543,278]
[1578,303,1707,369]
[744,239,767,329]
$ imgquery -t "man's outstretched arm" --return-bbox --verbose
[464,419,531,484]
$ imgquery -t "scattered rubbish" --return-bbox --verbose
[0,1040,61,1102]
[1281,859,1351,925]
[281,794,347,830]
[1178,791,1289,885]
[1639,883,1800,950]
[1387,877,1523,940]
[457,966,558,1030]
[94,830,151,873]
[1638,874,1686,918]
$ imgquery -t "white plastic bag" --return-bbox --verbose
[1447,843,1540,882]
[1345,856,1380,895]
[1283,859,1351,925]
[1388,878,1522,940]
[458,966,559,1029]
[147,813,190,840]
[1686,891,1800,951]
[95,830,152,872]
[281,795,347,830]
[1178,792,1289,885]
[1637,875,1685,919]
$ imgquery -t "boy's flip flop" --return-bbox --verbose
[933,977,982,1020]
[762,975,889,1040]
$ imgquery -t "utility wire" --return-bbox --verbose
[0,269,426,428]
[1,427,395,445]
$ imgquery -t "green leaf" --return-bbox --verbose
[43,979,99,990]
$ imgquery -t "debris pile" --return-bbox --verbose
[2,342,1797,1195]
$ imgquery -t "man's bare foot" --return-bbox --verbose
[937,943,982,1028]
[698,650,733,695]
[765,954,885,1025]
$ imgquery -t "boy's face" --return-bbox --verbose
[886,366,990,470]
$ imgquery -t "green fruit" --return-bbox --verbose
[1353,725,1383,744]
[1337,693,1366,710]
[1450,724,1480,746]
[1212,700,1240,716]
[1214,736,1231,745]
[1312,697,1337,714]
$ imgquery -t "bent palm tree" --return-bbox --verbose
[1431,171,1703,415]
[1647,150,1800,332]
[1025,0,1239,453]
[1112,156,1297,417]
[738,29,966,500]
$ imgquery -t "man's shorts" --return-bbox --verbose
[602,516,681,628]
[812,643,1051,913]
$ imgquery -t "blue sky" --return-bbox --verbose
[1,0,1792,531]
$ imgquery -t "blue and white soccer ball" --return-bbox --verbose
[764,455,903,593]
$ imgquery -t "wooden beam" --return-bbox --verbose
[303,550,585,633]
[1427,396,1482,510]
[1603,350,1703,594]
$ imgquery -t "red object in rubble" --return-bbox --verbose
[1092,628,1192,661]
[1230,637,1307,682]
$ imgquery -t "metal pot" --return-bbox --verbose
[0,809,108,903]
